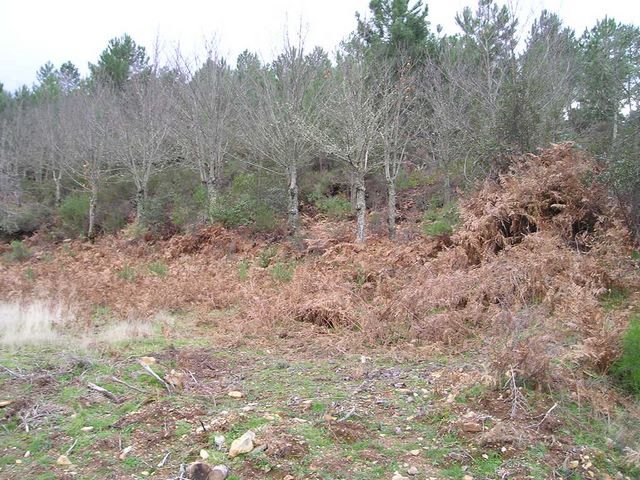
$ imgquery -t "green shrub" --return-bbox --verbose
[116,265,137,282]
[270,261,295,283]
[422,202,459,237]
[147,261,168,277]
[258,246,277,268]
[396,169,435,191]
[316,195,352,220]
[611,316,640,396]
[59,193,89,237]
[237,259,250,280]
[7,240,31,262]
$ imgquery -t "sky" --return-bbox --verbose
[1,0,639,92]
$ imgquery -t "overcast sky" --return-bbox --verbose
[1,0,639,92]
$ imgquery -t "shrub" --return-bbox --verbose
[422,202,459,237]
[147,261,168,277]
[315,195,352,220]
[7,240,31,262]
[396,169,435,191]
[59,193,89,237]
[116,265,137,282]
[258,246,277,268]
[611,316,640,396]
[237,259,250,281]
[270,261,295,283]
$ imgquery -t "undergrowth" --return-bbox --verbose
[611,315,640,396]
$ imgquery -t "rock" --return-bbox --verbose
[392,473,409,480]
[200,449,209,459]
[227,391,243,398]
[283,476,295,480]
[463,476,474,480]
[407,466,419,475]
[56,455,72,466]
[119,445,133,460]
[139,356,156,366]
[81,426,94,432]
[228,430,255,458]
[187,462,229,480]
[0,400,13,408]
[214,435,225,450]
[408,449,420,456]
[166,370,185,390]
[461,422,482,433]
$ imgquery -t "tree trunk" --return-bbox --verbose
[613,109,618,145]
[354,172,366,243]
[201,177,217,222]
[88,182,98,241]
[443,174,452,206]
[387,178,396,239]
[287,166,299,233]
[135,188,145,224]
[349,171,357,213]
[53,171,62,208]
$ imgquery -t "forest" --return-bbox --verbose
[1,1,640,479]
[0,0,638,244]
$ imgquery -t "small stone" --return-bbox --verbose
[139,356,156,366]
[568,460,579,469]
[214,435,225,450]
[228,430,255,458]
[461,422,482,433]
[200,449,209,459]
[57,455,72,466]
[283,476,295,480]
[81,426,94,432]
[407,466,419,475]
[409,449,420,456]
[15,459,22,464]
[463,475,473,480]
[392,473,409,480]
[24,451,30,458]
[227,391,243,398]
[141,471,149,476]
[119,446,133,460]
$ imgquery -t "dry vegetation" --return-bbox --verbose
[1,144,640,479]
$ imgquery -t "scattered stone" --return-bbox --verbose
[81,426,94,432]
[15,459,22,464]
[56,455,72,466]
[139,356,156,366]
[408,449,420,456]
[187,462,229,480]
[227,391,243,399]
[228,430,255,458]
[461,422,482,433]
[24,451,30,458]
[0,400,13,408]
[568,460,579,469]
[283,476,295,480]
[392,473,409,480]
[214,435,225,451]
[463,475,473,480]
[407,466,419,475]
[119,446,133,460]
[200,449,209,459]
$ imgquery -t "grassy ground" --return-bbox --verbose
[1,315,638,480]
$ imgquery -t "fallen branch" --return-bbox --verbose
[157,451,170,468]
[527,402,558,430]
[0,364,24,378]
[111,376,146,394]
[66,438,78,456]
[338,406,356,422]
[140,363,172,394]
[87,382,120,403]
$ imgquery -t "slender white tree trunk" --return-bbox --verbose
[287,166,299,233]
[354,171,366,243]
[88,181,98,241]
[53,170,62,208]
[386,178,397,239]
[135,187,145,224]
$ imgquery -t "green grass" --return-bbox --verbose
[611,314,640,395]
[422,202,459,237]
[147,260,168,277]
[116,264,137,282]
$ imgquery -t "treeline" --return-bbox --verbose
[0,0,639,242]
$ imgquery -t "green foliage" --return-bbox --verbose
[24,267,36,281]
[315,195,352,220]
[147,261,168,277]
[258,246,277,268]
[270,261,295,283]
[611,316,640,396]
[422,202,459,237]
[59,193,89,237]
[237,259,250,281]
[90,33,149,88]
[210,173,281,232]
[600,287,628,311]
[7,240,31,262]
[396,169,434,191]
[116,265,137,282]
